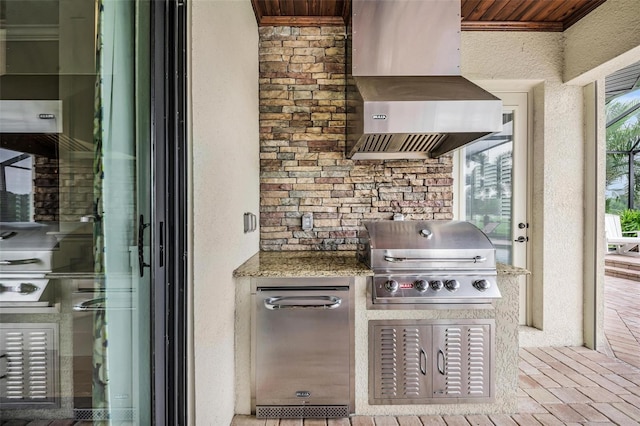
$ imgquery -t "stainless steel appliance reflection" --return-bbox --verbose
[71,284,134,421]
[0,223,60,409]
[252,277,355,419]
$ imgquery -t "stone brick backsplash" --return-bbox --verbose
[34,156,59,222]
[58,154,94,223]
[259,26,453,251]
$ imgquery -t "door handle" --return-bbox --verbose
[514,236,528,243]
[0,353,6,380]
[419,348,427,375]
[437,349,445,375]
[138,214,150,277]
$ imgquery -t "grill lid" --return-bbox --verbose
[363,220,493,250]
[360,220,496,271]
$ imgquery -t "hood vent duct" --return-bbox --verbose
[346,0,503,160]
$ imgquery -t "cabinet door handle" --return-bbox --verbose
[0,353,7,380]
[419,348,427,375]
[437,349,445,375]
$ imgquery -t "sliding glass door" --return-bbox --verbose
[0,0,170,422]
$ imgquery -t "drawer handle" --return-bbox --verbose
[384,255,486,263]
[420,348,427,375]
[264,295,342,310]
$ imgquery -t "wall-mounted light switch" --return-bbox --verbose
[301,212,313,231]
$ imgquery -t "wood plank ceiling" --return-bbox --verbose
[251,0,608,31]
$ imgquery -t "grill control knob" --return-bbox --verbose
[414,279,428,292]
[384,279,399,293]
[473,279,491,291]
[429,280,444,291]
[444,279,460,292]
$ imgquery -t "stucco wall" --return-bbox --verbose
[190,0,259,424]
[564,0,640,85]
[462,32,585,347]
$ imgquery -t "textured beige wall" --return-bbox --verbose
[190,0,259,424]
[463,32,586,347]
[564,0,640,85]
[462,6,640,346]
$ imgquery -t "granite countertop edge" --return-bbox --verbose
[233,251,529,278]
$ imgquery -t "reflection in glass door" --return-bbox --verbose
[462,113,516,263]
[457,93,529,324]
[0,0,152,422]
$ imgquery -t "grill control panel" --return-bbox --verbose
[371,274,501,306]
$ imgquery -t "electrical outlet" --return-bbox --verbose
[302,213,313,231]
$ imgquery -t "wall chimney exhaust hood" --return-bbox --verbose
[346,0,503,160]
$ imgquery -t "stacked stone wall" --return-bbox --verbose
[259,26,453,251]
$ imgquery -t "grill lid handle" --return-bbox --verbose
[384,255,487,263]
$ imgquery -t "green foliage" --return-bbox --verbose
[605,92,640,211]
[606,197,628,215]
[619,209,640,233]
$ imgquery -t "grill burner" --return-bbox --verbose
[358,220,501,308]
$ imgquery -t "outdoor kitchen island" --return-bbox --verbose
[233,251,526,417]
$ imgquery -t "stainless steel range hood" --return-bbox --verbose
[346,0,503,160]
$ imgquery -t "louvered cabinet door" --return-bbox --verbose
[0,323,58,408]
[432,322,493,400]
[369,322,431,404]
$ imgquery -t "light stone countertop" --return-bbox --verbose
[233,251,528,278]
[233,250,374,277]
[496,262,530,275]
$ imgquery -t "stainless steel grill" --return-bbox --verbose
[359,220,501,308]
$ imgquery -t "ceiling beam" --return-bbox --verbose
[256,15,347,26]
[462,21,564,31]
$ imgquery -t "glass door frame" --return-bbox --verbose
[151,0,187,424]
[453,92,531,325]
